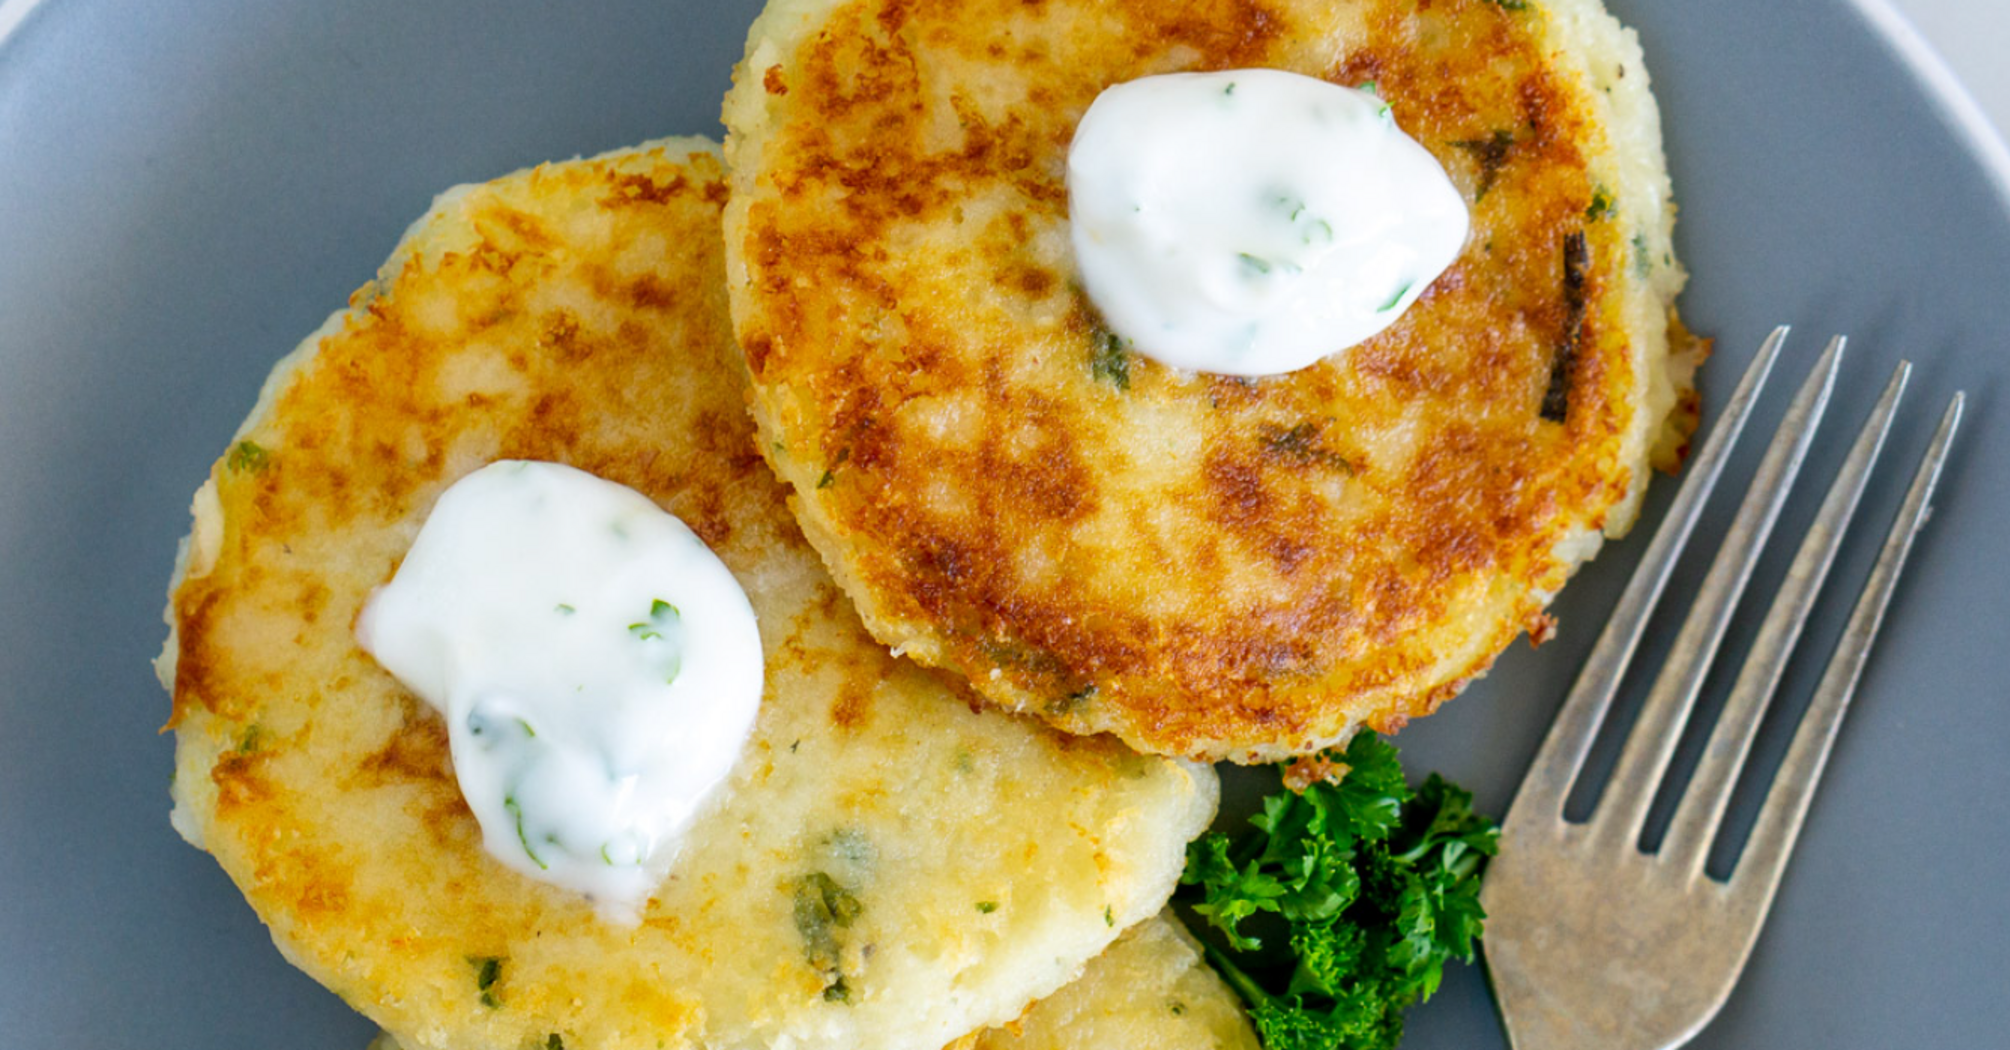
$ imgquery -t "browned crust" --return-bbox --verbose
[726,0,1685,759]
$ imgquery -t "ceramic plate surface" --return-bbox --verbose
[2,0,2005,1046]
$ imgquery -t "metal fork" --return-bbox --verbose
[1479,326,1964,1049]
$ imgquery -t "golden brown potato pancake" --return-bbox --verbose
[367,912,1260,1050]
[160,139,1217,1050]
[722,0,1705,761]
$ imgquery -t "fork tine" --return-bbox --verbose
[1729,393,1963,915]
[1661,361,1911,878]
[1587,337,1842,850]
[1503,326,1790,825]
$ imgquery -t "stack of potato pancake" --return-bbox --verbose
[161,0,1698,1045]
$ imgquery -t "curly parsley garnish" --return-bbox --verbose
[1179,732,1497,1050]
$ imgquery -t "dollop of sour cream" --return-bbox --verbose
[1066,69,1471,377]
[355,460,764,923]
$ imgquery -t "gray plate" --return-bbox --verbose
[2,0,2005,1047]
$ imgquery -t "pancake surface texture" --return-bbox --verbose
[723,0,1703,761]
[957,912,1262,1050]
[366,912,1260,1050]
[159,140,1217,1050]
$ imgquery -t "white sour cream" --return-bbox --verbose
[1066,69,1471,377]
[355,460,763,923]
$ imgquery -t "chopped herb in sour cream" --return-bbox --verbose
[354,460,764,924]
[1066,68,1471,377]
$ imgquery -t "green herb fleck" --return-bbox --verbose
[1486,0,1529,10]
[1631,232,1653,278]
[1177,732,1498,1050]
[546,1036,566,1050]
[226,440,270,474]
[794,872,863,1003]
[976,900,999,914]
[1260,422,1355,475]
[1586,186,1617,222]
[630,598,680,642]
[1090,330,1132,391]
[469,955,504,1009]
[1104,905,1115,927]
[1451,129,1516,200]
[1543,230,1591,423]
[1379,281,1415,312]
[1170,1001,1188,1016]
[236,724,263,754]
[505,795,547,870]
[825,827,878,870]
[1045,684,1097,717]
[816,446,851,489]
[1225,81,1238,96]
[555,603,576,616]
[1357,80,1379,97]
[1239,253,1274,276]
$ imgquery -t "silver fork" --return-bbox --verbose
[1479,326,1964,1049]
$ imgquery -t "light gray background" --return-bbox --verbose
[2,1,2007,1049]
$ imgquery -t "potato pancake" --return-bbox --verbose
[956,912,1260,1050]
[722,0,1705,761]
[159,139,1217,1050]
[366,912,1260,1050]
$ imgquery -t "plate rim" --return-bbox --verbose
[1845,0,2010,211]
[4,0,2007,212]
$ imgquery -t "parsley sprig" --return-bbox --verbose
[1180,732,1498,1050]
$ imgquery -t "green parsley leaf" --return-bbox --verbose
[1178,732,1498,1050]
